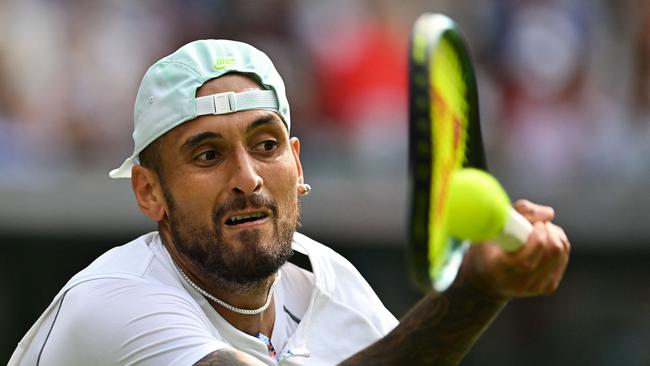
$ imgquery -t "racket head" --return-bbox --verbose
[408,13,487,292]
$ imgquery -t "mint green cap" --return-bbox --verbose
[109,39,290,179]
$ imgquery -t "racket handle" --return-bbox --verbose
[495,207,533,251]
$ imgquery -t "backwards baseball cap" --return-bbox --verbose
[109,39,290,179]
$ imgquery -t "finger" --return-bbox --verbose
[530,253,569,296]
[514,263,561,296]
[521,221,548,271]
[513,199,555,222]
[545,221,562,252]
[544,261,568,294]
[544,222,570,266]
[503,222,555,294]
[544,223,570,292]
[525,266,560,296]
[502,221,547,274]
[557,226,571,254]
[526,223,570,295]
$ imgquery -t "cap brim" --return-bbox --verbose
[109,156,136,179]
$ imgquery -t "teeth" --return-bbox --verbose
[228,212,264,223]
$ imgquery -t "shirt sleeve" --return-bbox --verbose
[40,278,231,366]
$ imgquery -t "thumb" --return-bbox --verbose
[513,199,555,223]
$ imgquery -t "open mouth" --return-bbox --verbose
[225,211,269,226]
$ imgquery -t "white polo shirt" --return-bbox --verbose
[10,232,398,365]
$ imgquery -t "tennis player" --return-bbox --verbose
[10,40,570,366]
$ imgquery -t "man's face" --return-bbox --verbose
[155,74,302,287]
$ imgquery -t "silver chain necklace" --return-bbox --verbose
[174,263,280,315]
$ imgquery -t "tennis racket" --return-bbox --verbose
[408,13,488,293]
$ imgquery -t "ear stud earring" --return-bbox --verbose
[297,183,312,196]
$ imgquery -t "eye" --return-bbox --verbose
[196,150,220,161]
[253,140,279,153]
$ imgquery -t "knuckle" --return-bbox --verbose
[522,260,537,272]
[514,199,534,215]
[545,281,560,294]
[513,199,530,207]
[534,223,548,242]
[558,228,571,251]
[546,206,555,219]
[547,241,563,255]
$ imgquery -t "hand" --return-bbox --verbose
[461,199,571,301]
[341,200,566,365]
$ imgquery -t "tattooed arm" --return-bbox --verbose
[338,268,506,366]
[340,200,570,366]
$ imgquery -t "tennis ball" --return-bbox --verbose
[446,168,511,242]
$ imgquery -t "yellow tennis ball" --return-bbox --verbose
[446,168,511,242]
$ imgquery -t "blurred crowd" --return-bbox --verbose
[0,0,648,192]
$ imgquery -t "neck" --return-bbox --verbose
[216,291,277,337]
[159,226,277,336]
[205,272,278,337]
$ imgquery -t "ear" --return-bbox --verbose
[131,165,167,221]
[289,137,305,186]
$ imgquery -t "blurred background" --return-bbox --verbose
[1,0,649,364]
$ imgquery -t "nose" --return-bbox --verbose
[229,148,263,195]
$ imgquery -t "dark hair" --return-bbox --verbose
[138,137,166,180]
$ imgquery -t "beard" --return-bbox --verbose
[165,189,298,290]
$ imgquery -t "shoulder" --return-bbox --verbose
[66,232,184,291]
[60,231,208,336]
[45,232,198,339]
[23,232,229,365]
[37,277,225,366]
[59,276,210,343]
[69,232,160,283]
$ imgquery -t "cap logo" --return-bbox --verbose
[213,57,238,70]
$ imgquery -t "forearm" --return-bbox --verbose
[339,275,506,366]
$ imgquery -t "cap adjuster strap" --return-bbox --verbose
[195,90,278,116]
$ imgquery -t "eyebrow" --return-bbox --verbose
[246,113,282,133]
[180,113,283,152]
[181,131,222,151]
